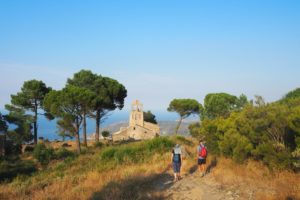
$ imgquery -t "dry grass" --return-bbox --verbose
[0,136,195,200]
[2,137,300,200]
[211,157,300,200]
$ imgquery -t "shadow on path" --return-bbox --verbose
[188,156,218,175]
[206,157,217,174]
[188,164,198,174]
[89,172,174,200]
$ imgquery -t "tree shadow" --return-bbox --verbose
[188,164,198,174]
[188,157,218,175]
[206,157,217,174]
[89,172,174,200]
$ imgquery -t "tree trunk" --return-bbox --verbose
[75,121,81,154]
[83,112,87,147]
[175,117,183,135]
[33,105,38,144]
[75,117,81,154]
[75,131,81,154]
[95,110,100,142]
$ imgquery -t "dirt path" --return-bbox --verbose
[152,167,245,200]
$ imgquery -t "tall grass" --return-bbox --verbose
[100,137,174,164]
[0,137,177,200]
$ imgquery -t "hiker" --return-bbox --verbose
[197,140,207,177]
[171,144,182,182]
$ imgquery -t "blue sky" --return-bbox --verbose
[1,0,300,111]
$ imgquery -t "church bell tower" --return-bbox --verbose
[129,100,144,127]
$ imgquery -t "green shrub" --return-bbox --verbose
[0,159,36,182]
[253,143,293,170]
[100,147,117,161]
[199,119,220,155]
[100,137,174,164]
[94,141,104,148]
[101,130,110,138]
[292,148,300,169]
[144,137,174,153]
[114,145,144,164]
[219,129,253,163]
[188,122,200,138]
[33,143,55,165]
[100,145,144,164]
[56,148,75,160]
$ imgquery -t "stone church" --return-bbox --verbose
[112,100,160,141]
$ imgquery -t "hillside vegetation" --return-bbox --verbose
[0,137,195,199]
[1,136,299,200]
[190,91,300,171]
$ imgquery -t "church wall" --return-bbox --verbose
[144,122,160,134]
[112,128,130,141]
[128,125,157,140]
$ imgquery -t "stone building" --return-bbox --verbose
[112,100,160,141]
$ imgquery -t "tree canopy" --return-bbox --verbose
[168,99,200,134]
[143,110,157,124]
[281,88,300,102]
[202,93,248,119]
[0,112,7,133]
[66,70,97,146]
[4,104,33,146]
[89,76,127,141]
[67,70,127,142]
[6,80,52,144]
[44,85,95,153]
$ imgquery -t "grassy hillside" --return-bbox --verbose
[0,136,299,200]
[0,136,196,200]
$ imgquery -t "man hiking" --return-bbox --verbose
[171,144,182,182]
[197,139,207,177]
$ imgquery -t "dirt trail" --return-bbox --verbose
[152,167,245,200]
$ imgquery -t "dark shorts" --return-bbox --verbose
[172,162,181,173]
[198,158,206,165]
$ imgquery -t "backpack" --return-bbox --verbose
[173,153,180,163]
[199,146,207,158]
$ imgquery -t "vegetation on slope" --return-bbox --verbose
[0,137,192,200]
[189,92,300,170]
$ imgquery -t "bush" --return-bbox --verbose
[199,119,220,155]
[101,130,110,138]
[94,141,104,148]
[253,143,293,170]
[0,159,36,182]
[100,147,117,160]
[33,143,55,165]
[144,137,174,153]
[4,141,22,155]
[219,129,253,163]
[100,137,174,164]
[188,122,200,138]
[23,145,35,153]
[56,148,75,160]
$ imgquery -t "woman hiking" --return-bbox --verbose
[171,144,182,182]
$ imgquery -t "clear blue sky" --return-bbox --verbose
[1,0,299,111]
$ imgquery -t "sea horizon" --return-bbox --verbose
[1,109,199,141]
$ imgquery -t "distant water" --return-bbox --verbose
[1,109,198,141]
